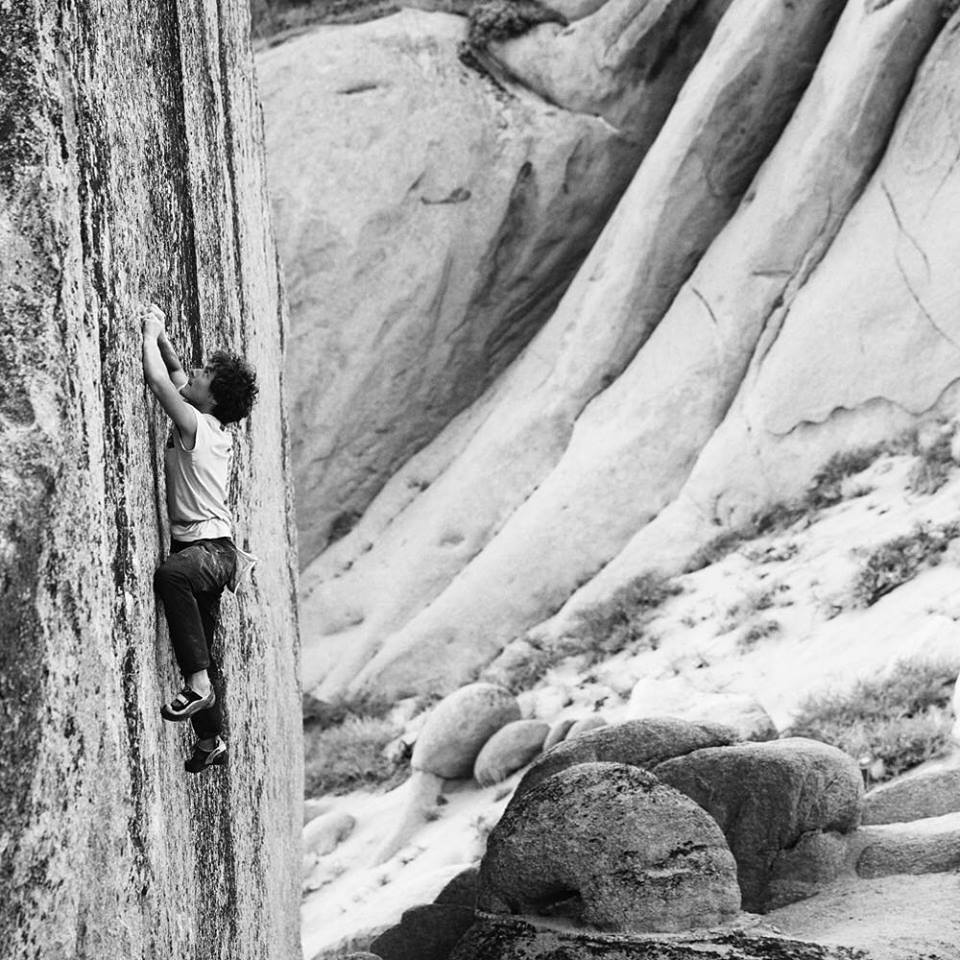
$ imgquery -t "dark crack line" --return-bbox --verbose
[893,241,960,353]
[882,180,930,273]
[691,285,719,328]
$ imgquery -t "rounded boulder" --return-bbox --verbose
[477,762,740,933]
[515,716,740,799]
[474,719,550,787]
[412,683,521,779]
[654,737,863,912]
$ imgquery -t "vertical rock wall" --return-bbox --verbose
[0,2,301,958]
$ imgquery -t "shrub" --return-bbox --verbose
[908,431,954,495]
[737,618,781,652]
[852,521,960,606]
[566,571,682,664]
[805,443,889,509]
[786,659,957,782]
[304,716,407,797]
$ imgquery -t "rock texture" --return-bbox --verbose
[298,0,959,702]
[862,766,960,825]
[516,717,739,798]
[449,917,868,960]
[0,2,300,958]
[260,10,641,567]
[369,903,475,960]
[655,739,863,912]
[478,763,740,933]
[849,811,960,879]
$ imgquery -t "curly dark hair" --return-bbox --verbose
[208,350,259,424]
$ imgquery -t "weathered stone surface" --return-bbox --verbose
[487,0,733,137]
[478,763,740,932]
[259,10,640,569]
[654,738,863,912]
[862,765,960,825]
[542,717,577,752]
[303,810,357,857]
[474,719,550,786]
[305,0,855,699]
[516,717,739,798]
[850,811,960,879]
[449,917,867,960]
[412,683,521,778]
[369,903,475,960]
[0,1,300,957]
[499,0,949,650]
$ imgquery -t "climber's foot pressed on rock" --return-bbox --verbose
[161,686,215,721]
[185,737,227,774]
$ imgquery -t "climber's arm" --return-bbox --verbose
[157,331,188,389]
[141,308,198,446]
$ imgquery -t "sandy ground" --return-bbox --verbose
[302,449,960,959]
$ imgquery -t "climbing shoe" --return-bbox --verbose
[161,686,215,721]
[185,737,227,774]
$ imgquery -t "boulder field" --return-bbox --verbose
[290,0,960,700]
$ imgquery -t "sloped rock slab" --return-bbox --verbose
[850,811,960,879]
[515,716,739,798]
[370,903,475,960]
[654,738,862,912]
[862,766,960,825]
[474,719,550,786]
[448,915,869,960]
[478,762,740,933]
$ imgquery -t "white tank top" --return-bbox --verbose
[164,408,232,542]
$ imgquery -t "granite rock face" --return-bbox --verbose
[298,0,958,701]
[0,2,300,958]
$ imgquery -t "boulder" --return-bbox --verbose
[565,715,608,739]
[412,683,521,778]
[654,738,863,912]
[477,762,740,933]
[515,717,739,798]
[259,10,641,570]
[449,916,867,960]
[863,766,960,825]
[474,720,550,786]
[849,811,960,879]
[1,1,300,955]
[433,866,479,907]
[305,0,851,699]
[369,903,475,960]
[542,717,577,752]
[303,810,357,857]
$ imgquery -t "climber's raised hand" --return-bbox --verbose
[140,303,166,340]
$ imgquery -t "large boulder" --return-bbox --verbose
[654,738,863,912]
[260,10,648,568]
[849,811,960,879]
[0,1,300,956]
[515,717,739,798]
[478,763,740,933]
[304,0,865,699]
[369,903,475,960]
[412,683,521,778]
[449,916,867,960]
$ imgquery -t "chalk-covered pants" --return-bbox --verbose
[154,537,236,739]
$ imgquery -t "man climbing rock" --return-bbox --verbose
[140,303,259,773]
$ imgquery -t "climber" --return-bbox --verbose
[140,303,259,774]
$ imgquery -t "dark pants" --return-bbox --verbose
[154,538,236,739]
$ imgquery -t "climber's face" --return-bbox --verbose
[180,365,217,413]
